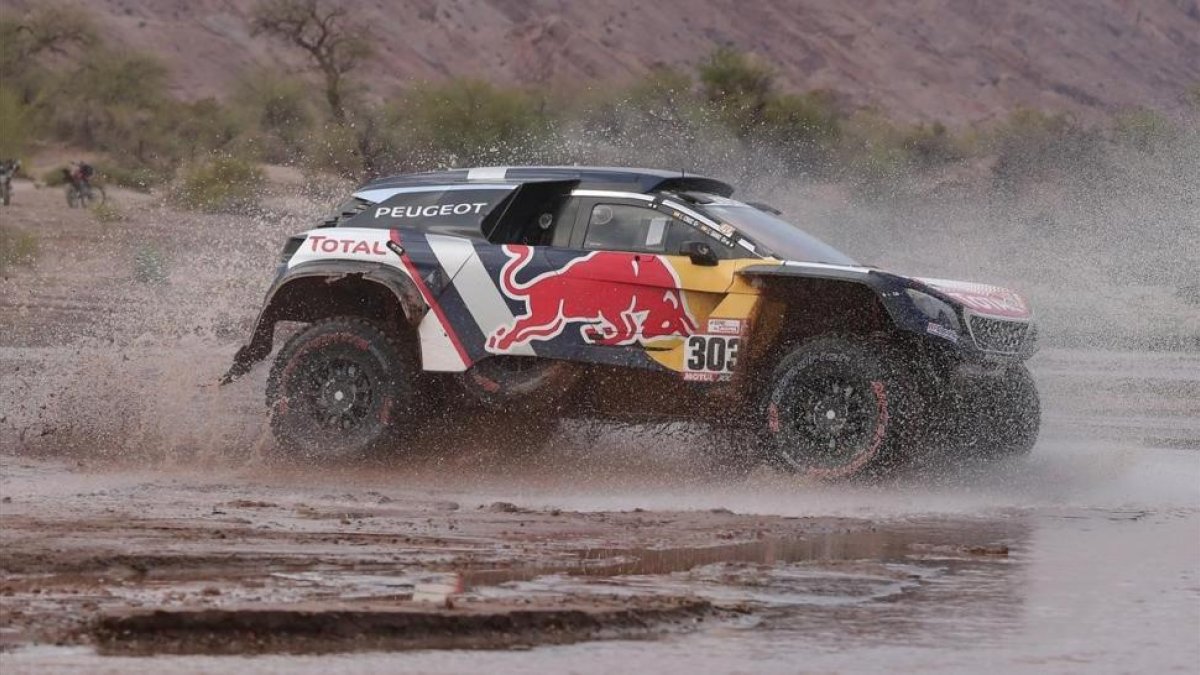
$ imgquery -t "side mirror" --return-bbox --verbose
[681,241,719,266]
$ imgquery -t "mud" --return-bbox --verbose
[1,177,1198,672]
[0,453,1033,656]
[93,599,718,655]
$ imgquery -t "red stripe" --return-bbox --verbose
[391,230,471,367]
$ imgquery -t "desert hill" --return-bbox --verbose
[3,0,1197,122]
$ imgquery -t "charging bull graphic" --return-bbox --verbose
[488,246,698,352]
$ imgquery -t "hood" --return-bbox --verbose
[914,277,1032,320]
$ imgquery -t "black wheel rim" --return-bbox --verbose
[296,356,375,430]
[772,373,883,471]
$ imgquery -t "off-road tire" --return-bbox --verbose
[952,365,1040,459]
[760,337,921,480]
[266,317,415,462]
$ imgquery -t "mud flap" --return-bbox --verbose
[219,338,273,385]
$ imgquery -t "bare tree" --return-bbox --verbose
[250,0,371,124]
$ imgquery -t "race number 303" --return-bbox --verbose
[685,335,740,375]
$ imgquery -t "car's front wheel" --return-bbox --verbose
[760,337,920,480]
[266,317,415,462]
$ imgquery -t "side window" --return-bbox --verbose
[583,204,674,253]
[581,203,726,257]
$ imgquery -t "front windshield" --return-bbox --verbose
[700,203,858,265]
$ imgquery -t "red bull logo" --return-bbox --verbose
[488,245,697,352]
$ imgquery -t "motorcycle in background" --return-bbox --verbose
[0,159,19,206]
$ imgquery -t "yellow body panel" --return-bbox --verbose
[644,258,776,372]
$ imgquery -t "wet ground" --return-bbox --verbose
[1,180,1198,672]
[1,346,1197,673]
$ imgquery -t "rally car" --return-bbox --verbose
[223,166,1040,479]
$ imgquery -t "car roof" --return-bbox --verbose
[357,166,735,198]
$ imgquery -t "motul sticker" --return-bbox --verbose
[705,318,744,336]
[925,322,959,343]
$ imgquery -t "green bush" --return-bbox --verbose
[698,47,775,136]
[300,123,364,177]
[900,121,963,168]
[0,225,38,275]
[989,108,1107,188]
[760,90,841,170]
[231,68,321,164]
[91,201,124,223]
[169,156,265,213]
[1113,108,1177,152]
[41,166,68,186]
[0,85,30,158]
[99,164,161,191]
[388,79,550,167]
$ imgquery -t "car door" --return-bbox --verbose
[549,196,743,372]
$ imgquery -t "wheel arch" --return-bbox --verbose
[222,261,426,383]
[742,272,897,368]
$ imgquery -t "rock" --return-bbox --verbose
[965,544,1010,556]
[488,501,521,513]
[227,499,276,508]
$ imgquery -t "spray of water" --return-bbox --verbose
[1,117,1197,515]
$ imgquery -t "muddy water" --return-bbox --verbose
[2,349,1198,673]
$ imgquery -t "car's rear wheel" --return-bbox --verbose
[266,317,415,462]
[952,365,1040,459]
[761,337,919,480]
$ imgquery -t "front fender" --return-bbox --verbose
[737,262,969,348]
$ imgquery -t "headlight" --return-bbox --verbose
[906,289,961,331]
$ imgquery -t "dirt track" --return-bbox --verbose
[1,177,1198,672]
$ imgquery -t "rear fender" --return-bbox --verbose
[220,261,426,383]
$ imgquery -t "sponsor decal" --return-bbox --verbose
[374,202,489,219]
[946,291,1027,317]
[487,246,698,352]
[705,318,744,336]
[918,278,1031,319]
[683,334,740,381]
[925,321,959,343]
[307,235,388,256]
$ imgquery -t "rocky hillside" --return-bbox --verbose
[2,0,1197,123]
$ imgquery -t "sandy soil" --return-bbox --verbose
[1,177,1197,672]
